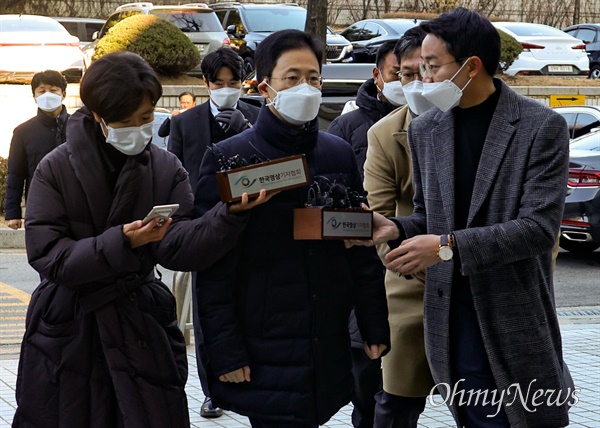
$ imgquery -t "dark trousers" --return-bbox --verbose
[350,347,382,428]
[191,272,211,398]
[373,390,426,428]
[449,281,510,428]
[249,418,318,428]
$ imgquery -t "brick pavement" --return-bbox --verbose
[1,323,598,427]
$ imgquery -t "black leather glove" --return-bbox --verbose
[215,108,250,134]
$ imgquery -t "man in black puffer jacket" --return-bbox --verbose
[194,29,390,428]
[327,40,403,179]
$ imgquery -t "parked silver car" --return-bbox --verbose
[0,14,83,83]
[211,2,352,74]
[553,105,600,140]
[82,2,230,76]
[560,130,600,253]
[52,17,106,48]
[492,22,589,76]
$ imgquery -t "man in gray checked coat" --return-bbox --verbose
[361,8,575,428]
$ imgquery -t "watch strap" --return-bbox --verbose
[440,233,449,247]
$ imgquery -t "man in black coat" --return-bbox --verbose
[5,70,69,229]
[327,40,403,428]
[157,91,196,138]
[167,47,260,418]
[194,29,390,428]
[168,48,260,194]
[327,40,402,179]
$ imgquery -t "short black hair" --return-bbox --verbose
[255,29,323,82]
[80,52,162,123]
[393,26,427,62]
[375,40,398,68]
[419,7,500,76]
[31,70,67,95]
[201,47,244,82]
[179,91,194,100]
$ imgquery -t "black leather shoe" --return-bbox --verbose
[200,397,223,418]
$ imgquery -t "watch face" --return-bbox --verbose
[439,246,453,261]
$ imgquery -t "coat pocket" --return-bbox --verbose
[35,282,78,339]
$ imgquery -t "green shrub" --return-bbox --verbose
[93,14,201,76]
[498,29,523,73]
[0,157,7,215]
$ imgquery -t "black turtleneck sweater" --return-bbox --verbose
[453,80,501,231]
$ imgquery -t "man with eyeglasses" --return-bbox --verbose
[360,8,573,428]
[362,26,439,428]
[193,29,390,428]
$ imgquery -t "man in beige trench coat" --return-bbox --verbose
[363,26,436,427]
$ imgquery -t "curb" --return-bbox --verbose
[0,228,25,249]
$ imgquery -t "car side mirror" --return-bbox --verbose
[92,30,99,41]
[227,25,238,35]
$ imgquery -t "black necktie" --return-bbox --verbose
[55,116,65,146]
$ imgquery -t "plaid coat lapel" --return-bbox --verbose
[430,112,456,231]
[467,83,521,228]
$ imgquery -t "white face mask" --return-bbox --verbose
[381,78,406,107]
[36,92,63,112]
[421,58,472,112]
[402,80,435,116]
[102,119,154,156]
[210,87,241,109]
[266,82,322,126]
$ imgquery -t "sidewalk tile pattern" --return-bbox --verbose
[1,324,598,427]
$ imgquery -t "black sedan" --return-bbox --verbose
[340,18,421,63]
[560,130,600,253]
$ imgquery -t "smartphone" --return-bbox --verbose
[142,204,180,227]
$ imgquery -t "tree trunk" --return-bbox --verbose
[305,0,327,63]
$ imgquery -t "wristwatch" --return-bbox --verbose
[437,234,453,262]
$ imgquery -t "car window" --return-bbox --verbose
[224,9,245,33]
[570,132,600,151]
[573,113,600,139]
[85,22,104,40]
[151,10,223,32]
[560,112,577,138]
[576,28,598,44]
[215,10,228,27]
[100,12,133,37]
[499,23,570,37]
[362,22,385,40]
[1,18,66,32]
[564,28,578,38]
[342,23,365,42]
[387,20,419,34]
[60,21,78,37]
[243,8,306,32]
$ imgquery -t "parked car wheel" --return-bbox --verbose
[559,237,600,253]
[591,65,600,79]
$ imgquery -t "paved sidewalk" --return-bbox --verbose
[1,323,598,427]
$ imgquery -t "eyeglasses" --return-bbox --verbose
[270,74,323,88]
[418,57,468,78]
[396,70,420,82]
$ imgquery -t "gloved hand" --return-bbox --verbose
[215,108,250,134]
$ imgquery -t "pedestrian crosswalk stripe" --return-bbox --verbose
[0,282,29,357]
